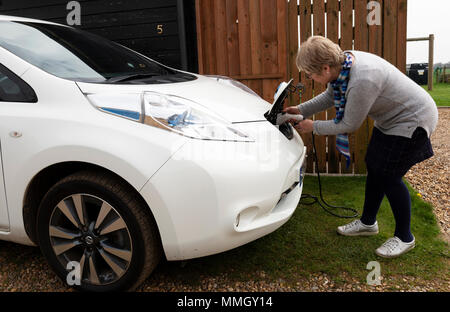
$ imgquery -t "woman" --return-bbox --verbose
[285,36,438,258]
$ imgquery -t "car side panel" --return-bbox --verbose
[0,48,31,231]
[0,143,9,231]
[0,61,187,245]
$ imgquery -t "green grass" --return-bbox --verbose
[422,82,450,106]
[153,176,449,288]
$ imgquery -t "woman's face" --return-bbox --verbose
[305,65,339,85]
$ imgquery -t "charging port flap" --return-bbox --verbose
[264,80,294,140]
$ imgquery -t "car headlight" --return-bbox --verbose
[87,92,254,142]
[206,75,261,99]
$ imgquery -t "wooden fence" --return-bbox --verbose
[195,0,408,174]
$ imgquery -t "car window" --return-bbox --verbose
[0,21,196,84]
[0,64,37,103]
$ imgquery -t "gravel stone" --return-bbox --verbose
[405,108,450,243]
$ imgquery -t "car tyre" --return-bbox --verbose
[37,170,161,292]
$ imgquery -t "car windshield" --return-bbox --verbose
[0,21,196,84]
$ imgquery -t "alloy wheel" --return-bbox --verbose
[48,194,133,286]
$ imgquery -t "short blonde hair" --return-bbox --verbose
[296,36,345,74]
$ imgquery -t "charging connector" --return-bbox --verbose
[269,80,360,218]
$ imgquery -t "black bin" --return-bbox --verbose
[408,63,428,85]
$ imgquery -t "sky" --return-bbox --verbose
[407,0,450,64]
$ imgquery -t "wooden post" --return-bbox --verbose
[428,34,434,90]
[407,35,435,88]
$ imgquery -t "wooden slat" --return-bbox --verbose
[84,22,179,41]
[383,0,398,66]
[0,0,175,14]
[312,0,327,173]
[326,0,339,43]
[0,0,90,11]
[225,0,240,77]
[46,7,178,29]
[368,0,383,148]
[287,0,300,107]
[397,0,408,73]
[339,0,353,173]
[195,0,205,74]
[260,0,279,102]
[276,0,289,98]
[231,73,284,80]
[207,1,218,74]
[354,0,369,52]
[247,0,264,99]
[299,0,313,102]
[299,0,314,173]
[340,0,353,51]
[214,0,229,75]
[237,0,252,80]
[326,0,340,174]
[200,0,217,74]
[353,0,369,174]
[0,0,177,21]
[369,0,383,57]
[248,3,263,74]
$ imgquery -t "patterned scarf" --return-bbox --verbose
[331,52,353,168]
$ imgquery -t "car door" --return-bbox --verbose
[0,138,7,231]
[0,62,38,231]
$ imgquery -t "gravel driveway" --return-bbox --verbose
[0,109,448,292]
[405,108,449,244]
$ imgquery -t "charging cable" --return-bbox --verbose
[283,82,358,218]
[299,131,359,219]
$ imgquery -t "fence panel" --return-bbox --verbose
[196,0,288,103]
[196,0,408,174]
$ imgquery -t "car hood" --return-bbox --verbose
[76,75,272,123]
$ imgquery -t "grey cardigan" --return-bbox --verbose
[297,50,438,138]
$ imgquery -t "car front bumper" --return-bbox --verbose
[140,121,306,261]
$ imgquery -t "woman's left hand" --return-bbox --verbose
[293,119,314,133]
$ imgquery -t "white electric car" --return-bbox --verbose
[0,15,306,291]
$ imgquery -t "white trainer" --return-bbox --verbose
[375,237,415,258]
[337,219,379,236]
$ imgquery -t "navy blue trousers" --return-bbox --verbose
[360,127,433,243]
[360,167,414,243]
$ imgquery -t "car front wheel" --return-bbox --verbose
[37,170,161,292]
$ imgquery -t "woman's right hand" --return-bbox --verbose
[282,106,301,115]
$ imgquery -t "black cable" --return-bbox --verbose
[300,133,359,219]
